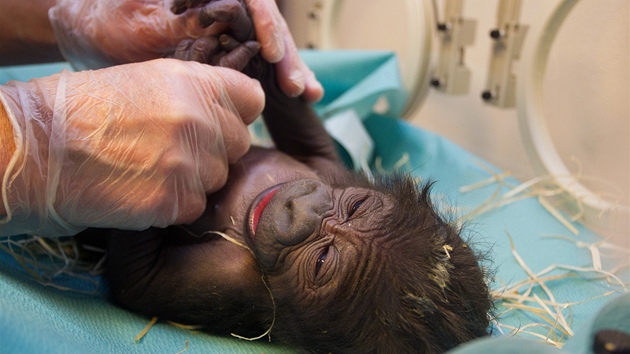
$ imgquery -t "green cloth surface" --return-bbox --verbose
[1,51,627,354]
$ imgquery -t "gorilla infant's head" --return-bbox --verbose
[95,1,493,350]
[246,174,491,353]
[101,171,491,354]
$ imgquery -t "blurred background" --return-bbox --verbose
[279,0,629,241]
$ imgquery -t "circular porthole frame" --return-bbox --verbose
[517,0,628,233]
[316,0,435,118]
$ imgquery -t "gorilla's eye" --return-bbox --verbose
[315,247,329,276]
[348,198,366,217]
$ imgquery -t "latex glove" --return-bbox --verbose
[171,0,324,103]
[0,59,263,237]
[48,0,227,70]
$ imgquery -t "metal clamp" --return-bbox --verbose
[482,0,528,108]
[431,0,476,95]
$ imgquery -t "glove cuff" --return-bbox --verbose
[48,0,112,71]
[0,86,26,231]
[0,82,81,237]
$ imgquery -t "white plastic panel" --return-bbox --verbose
[281,0,629,239]
[304,0,435,117]
[517,0,629,235]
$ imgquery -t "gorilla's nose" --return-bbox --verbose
[271,179,332,246]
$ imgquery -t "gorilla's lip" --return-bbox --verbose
[248,183,284,237]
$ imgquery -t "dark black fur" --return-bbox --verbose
[258,175,492,353]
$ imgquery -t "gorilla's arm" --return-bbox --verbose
[256,64,341,168]
[171,0,341,168]
[101,227,271,333]
[104,228,165,310]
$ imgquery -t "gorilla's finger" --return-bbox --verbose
[171,0,211,15]
[173,37,223,64]
[218,40,261,71]
[198,0,254,42]
[219,34,241,51]
[190,37,222,63]
[173,39,195,60]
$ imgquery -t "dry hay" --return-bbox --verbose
[489,233,628,347]
[0,234,105,294]
[456,160,629,347]
[458,160,628,235]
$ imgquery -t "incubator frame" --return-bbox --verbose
[304,0,628,234]
[517,0,628,234]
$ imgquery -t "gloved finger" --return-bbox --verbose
[207,65,264,126]
[272,33,304,98]
[217,38,261,71]
[204,102,251,164]
[244,2,324,101]
[299,59,325,103]
[196,151,230,197]
[277,26,323,102]
[170,182,210,225]
[198,0,254,42]
[245,0,285,63]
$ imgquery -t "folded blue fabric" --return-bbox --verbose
[1,51,627,354]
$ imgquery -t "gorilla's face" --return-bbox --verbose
[246,178,393,276]
[186,152,395,302]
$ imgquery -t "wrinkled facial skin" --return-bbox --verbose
[245,178,395,298]
[77,1,492,353]
[184,147,395,302]
[247,180,386,269]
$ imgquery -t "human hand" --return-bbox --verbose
[171,0,324,102]
[48,0,229,70]
[0,59,264,237]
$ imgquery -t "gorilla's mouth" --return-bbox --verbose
[249,183,284,236]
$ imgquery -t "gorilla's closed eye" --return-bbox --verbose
[348,198,366,218]
[315,247,329,277]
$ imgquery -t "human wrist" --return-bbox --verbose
[0,82,69,237]
[48,0,101,69]
[0,84,29,230]
[0,90,17,217]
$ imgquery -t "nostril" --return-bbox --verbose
[284,182,320,211]
[271,180,332,245]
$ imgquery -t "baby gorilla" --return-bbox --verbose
[85,1,492,353]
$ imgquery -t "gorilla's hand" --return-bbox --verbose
[171,1,277,95]
[172,0,322,101]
